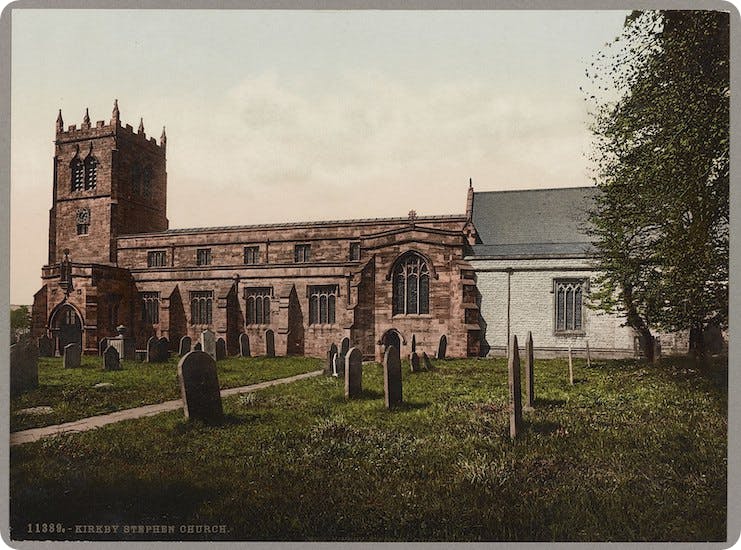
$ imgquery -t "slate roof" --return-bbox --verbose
[470,186,599,258]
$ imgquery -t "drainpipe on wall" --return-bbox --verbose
[506,267,513,357]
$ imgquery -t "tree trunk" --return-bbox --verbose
[689,323,706,361]
[622,282,656,363]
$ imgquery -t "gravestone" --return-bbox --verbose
[437,335,447,360]
[265,329,275,357]
[109,325,136,360]
[103,345,121,371]
[99,337,108,356]
[508,335,523,439]
[422,351,434,371]
[383,345,402,408]
[10,338,39,396]
[157,337,170,361]
[326,343,338,374]
[332,353,340,377]
[179,335,192,357]
[216,338,227,360]
[177,350,224,424]
[194,342,202,351]
[524,331,535,411]
[338,337,350,368]
[146,337,159,363]
[200,329,216,360]
[63,342,81,369]
[411,334,416,353]
[409,351,421,373]
[568,345,574,385]
[239,333,251,357]
[38,335,54,357]
[585,340,592,368]
[344,347,363,399]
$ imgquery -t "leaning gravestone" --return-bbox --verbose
[409,351,421,373]
[158,337,170,361]
[103,345,121,371]
[326,343,338,375]
[383,345,402,408]
[524,331,535,411]
[146,337,159,363]
[508,335,523,439]
[179,335,192,357]
[344,347,363,399]
[10,338,39,397]
[437,335,447,360]
[63,342,81,369]
[265,329,275,357]
[239,333,251,357]
[177,350,224,424]
[200,329,216,360]
[38,335,54,358]
[422,351,434,371]
[216,338,227,360]
[99,337,108,356]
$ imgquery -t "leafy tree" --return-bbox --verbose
[585,10,729,361]
[10,305,31,343]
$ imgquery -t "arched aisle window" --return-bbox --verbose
[392,253,430,315]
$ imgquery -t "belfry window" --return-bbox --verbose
[84,156,98,190]
[190,291,213,325]
[392,253,430,315]
[245,287,272,325]
[70,158,84,192]
[554,279,586,333]
[309,285,337,325]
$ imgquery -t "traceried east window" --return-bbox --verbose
[309,285,337,325]
[190,291,213,325]
[554,279,586,333]
[245,287,272,325]
[392,253,430,316]
[76,208,90,235]
[294,244,311,263]
[140,292,160,324]
[196,248,212,266]
[244,246,260,265]
[84,155,98,190]
[70,157,84,192]
[349,242,361,261]
[147,250,167,268]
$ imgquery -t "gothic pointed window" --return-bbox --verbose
[245,287,272,325]
[392,253,431,315]
[190,291,213,325]
[308,285,337,325]
[84,155,98,190]
[70,157,84,192]
[554,279,586,334]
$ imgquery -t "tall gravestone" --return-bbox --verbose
[201,329,216,360]
[411,334,416,353]
[422,351,434,371]
[437,335,447,360]
[177,350,224,424]
[383,345,402,408]
[146,337,159,363]
[63,342,81,369]
[158,337,170,361]
[239,333,251,357]
[265,329,275,357]
[216,338,227,360]
[10,338,39,396]
[344,347,363,399]
[409,351,421,373]
[179,336,192,357]
[524,331,535,411]
[38,335,54,358]
[326,343,338,375]
[103,345,121,371]
[99,338,108,356]
[338,337,350,370]
[508,335,523,439]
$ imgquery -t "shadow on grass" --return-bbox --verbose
[525,420,563,435]
[387,401,430,412]
[534,397,566,408]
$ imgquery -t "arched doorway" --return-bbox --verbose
[381,329,402,355]
[51,304,82,354]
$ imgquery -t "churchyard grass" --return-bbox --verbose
[10,355,322,431]
[10,356,726,542]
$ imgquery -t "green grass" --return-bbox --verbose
[10,355,322,431]
[10,355,727,542]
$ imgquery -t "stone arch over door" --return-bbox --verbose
[49,303,83,355]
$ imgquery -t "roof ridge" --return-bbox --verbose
[473,185,597,195]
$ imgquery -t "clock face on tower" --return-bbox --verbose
[76,208,90,225]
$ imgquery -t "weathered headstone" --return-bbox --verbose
[326,343,338,374]
[409,351,421,373]
[194,342,202,351]
[508,335,523,439]
[338,336,350,365]
[37,335,53,358]
[200,329,216,360]
[411,334,416,352]
[653,338,662,360]
[177,350,224,424]
[332,352,340,377]
[265,329,275,357]
[239,333,251,357]
[10,338,39,396]
[158,337,170,361]
[437,334,447,360]
[99,337,108,356]
[146,336,158,363]
[422,351,434,371]
[216,337,227,360]
[383,345,402,408]
[179,335,192,357]
[103,345,121,371]
[524,331,535,411]
[344,347,363,399]
[585,340,592,368]
[63,342,81,369]
[568,344,574,385]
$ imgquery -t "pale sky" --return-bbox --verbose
[10,9,629,304]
